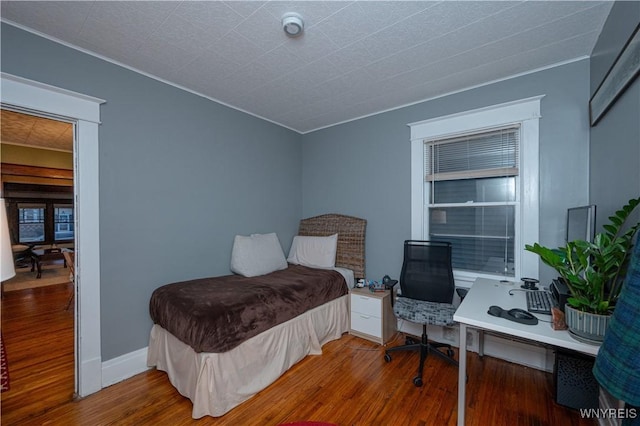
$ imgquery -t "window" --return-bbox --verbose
[8,196,74,245]
[54,204,74,241]
[426,127,519,276]
[18,203,45,243]
[410,97,542,285]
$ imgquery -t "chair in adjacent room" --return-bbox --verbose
[384,240,458,387]
[11,243,32,268]
[62,250,75,311]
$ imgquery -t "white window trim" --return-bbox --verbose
[409,96,543,286]
[1,72,104,396]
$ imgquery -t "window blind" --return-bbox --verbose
[424,126,520,182]
[424,125,520,277]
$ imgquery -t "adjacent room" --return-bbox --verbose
[1,110,75,288]
[1,1,639,425]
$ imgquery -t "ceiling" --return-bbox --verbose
[1,1,613,134]
[1,109,73,152]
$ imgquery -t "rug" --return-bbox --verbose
[2,260,70,292]
[1,334,9,392]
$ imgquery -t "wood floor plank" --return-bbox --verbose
[1,284,595,425]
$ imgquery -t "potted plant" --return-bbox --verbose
[525,197,640,342]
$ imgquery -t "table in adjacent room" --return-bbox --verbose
[31,248,67,279]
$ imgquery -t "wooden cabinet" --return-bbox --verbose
[349,287,396,344]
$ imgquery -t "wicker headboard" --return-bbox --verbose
[298,214,367,279]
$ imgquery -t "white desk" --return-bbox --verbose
[453,278,601,426]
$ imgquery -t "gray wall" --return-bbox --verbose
[4,7,632,361]
[589,1,640,230]
[302,60,592,286]
[1,23,303,360]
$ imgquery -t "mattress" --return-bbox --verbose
[149,264,348,353]
[147,294,349,418]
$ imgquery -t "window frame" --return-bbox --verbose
[17,202,46,243]
[8,199,75,245]
[409,96,543,287]
[54,203,75,241]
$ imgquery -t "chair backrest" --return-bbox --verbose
[399,240,455,304]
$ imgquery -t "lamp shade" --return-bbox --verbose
[593,236,640,406]
[1,199,16,281]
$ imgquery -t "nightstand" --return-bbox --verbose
[349,287,396,344]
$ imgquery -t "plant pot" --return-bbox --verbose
[564,304,611,344]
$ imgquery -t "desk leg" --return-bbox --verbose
[458,323,467,426]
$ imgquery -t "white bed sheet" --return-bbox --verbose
[147,293,349,418]
[331,266,355,289]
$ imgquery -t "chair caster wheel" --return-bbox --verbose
[405,337,415,345]
[384,353,392,363]
[413,376,423,387]
[447,348,455,358]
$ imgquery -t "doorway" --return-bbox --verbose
[1,72,104,396]
[2,109,76,294]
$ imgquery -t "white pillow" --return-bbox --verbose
[287,234,338,268]
[230,233,288,277]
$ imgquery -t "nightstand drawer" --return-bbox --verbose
[350,293,381,317]
[351,311,382,337]
[349,287,396,345]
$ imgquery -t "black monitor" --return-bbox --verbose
[566,205,596,243]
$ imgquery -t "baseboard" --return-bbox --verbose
[79,355,103,397]
[101,346,150,388]
[597,388,626,426]
[103,319,555,390]
[398,320,554,372]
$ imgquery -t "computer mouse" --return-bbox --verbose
[508,308,534,320]
[487,305,503,317]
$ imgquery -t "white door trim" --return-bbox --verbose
[1,72,105,396]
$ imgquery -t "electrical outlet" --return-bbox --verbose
[466,330,474,347]
[443,326,456,342]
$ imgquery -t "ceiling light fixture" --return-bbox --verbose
[282,13,304,37]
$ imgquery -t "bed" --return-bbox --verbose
[147,214,366,418]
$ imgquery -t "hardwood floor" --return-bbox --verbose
[1,284,595,426]
[1,282,75,425]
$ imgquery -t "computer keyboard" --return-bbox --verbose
[526,290,554,314]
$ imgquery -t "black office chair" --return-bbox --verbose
[384,240,458,387]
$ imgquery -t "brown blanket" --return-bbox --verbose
[149,265,347,353]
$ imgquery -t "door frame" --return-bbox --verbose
[1,72,105,396]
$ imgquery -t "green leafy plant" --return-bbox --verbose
[525,197,640,314]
